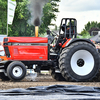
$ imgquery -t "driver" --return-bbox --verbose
[61,24,74,38]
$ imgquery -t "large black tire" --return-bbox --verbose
[7,61,26,81]
[0,72,10,81]
[50,69,66,81]
[59,42,100,82]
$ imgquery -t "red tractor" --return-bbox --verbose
[1,18,100,81]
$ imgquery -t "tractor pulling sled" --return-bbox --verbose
[0,18,100,81]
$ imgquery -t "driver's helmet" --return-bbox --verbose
[61,24,74,33]
[61,24,70,32]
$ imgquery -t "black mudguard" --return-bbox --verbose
[66,38,95,47]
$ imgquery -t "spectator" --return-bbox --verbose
[0,42,3,46]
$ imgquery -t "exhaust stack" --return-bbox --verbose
[35,26,39,37]
[28,0,49,37]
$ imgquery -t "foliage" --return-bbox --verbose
[80,21,100,38]
[77,33,91,39]
[9,0,59,36]
[0,0,7,35]
[39,0,59,35]
[84,21,99,32]
[8,0,33,36]
[83,21,100,35]
[80,29,89,36]
[0,0,60,36]
[78,29,91,39]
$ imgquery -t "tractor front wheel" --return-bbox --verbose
[59,42,100,82]
[7,61,26,81]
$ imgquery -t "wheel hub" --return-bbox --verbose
[13,66,23,77]
[15,70,18,73]
[77,59,84,67]
[71,50,94,76]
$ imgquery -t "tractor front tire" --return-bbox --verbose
[59,42,100,82]
[7,61,26,81]
[50,69,66,81]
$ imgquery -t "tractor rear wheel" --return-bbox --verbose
[59,42,100,82]
[7,61,26,81]
[50,69,66,81]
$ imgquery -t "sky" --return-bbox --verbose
[54,0,100,33]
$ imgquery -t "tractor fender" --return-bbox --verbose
[62,38,95,48]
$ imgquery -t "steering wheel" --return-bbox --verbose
[51,31,59,37]
[52,31,59,37]
[47,30,58,37]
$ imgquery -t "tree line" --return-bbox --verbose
[0,0,60,36]
[0,0,100,37]
[80,21,100,36]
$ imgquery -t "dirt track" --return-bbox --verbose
[0,74,100,90]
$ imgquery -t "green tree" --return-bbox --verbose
[0,0,60,36]
[80,21,100,37]
[97,22,100,28]
[8,0,60,36]
[0,0,7,35]
[84,21,99,32]
[8,0,33,36]
[78,29,91,39]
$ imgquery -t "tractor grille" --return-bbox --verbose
[4,38,8,42]
[4,47,10,58]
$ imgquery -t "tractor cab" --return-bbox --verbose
[49,18,77,52]
[46,18,77,45]
[59,18,77,39]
